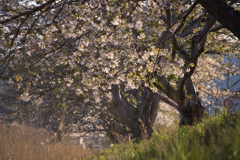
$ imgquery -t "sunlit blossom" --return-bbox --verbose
[8,79,13,84]
[107,52,114,59]
[135,20,143,30]
[103,67,109,73]
[74,72,80,77]
[142,53,149,61]
[118,27,128,38]
[84,98,89,103]
[138,59,146,65]
[27,51,32,56]
[76,88,83,95]
[138,33,145,39]
[111,16,122,25]
[20,92,31,102]
[128,23,134,28]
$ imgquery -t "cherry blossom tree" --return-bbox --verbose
[0,0,239,141]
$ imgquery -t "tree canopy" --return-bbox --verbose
[0,0,239,141]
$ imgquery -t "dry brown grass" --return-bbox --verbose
[0,124,95,160]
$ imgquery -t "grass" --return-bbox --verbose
[1,111,240,160]
[153,108,180,134]
[88,111,240,160]
[0,123,95,160]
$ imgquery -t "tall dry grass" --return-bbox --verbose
[0,124,95,160]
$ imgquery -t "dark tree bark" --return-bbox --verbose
[56,104,67,142]
[198,0,240,39]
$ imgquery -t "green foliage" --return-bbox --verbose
[167,74,178,82]
[152,22,159,28]
[89,111,240,160]
[204,12,211,20]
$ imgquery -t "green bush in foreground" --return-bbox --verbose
[88,111,240,160]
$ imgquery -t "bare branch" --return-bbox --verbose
[179,15,203,38]
[210,25,224,32]
[0,0,56,24]
[154,0,199,46]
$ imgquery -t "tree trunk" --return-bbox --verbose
[56,105,67,142]
[179,99,206,126]
[179,78,206,126]
[109,78,207,143]
[110,85,160,141]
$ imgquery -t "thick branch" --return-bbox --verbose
[153,72,180,104]
[150,95,160,126]
[209,25,224,32]
[120,92,137,118]
[172,36,190,61]
[191,16,216,62]
[164,4,172,29]
[177,16,216,102]
[126,89,143,119]
[192,16,216,50]
[141,90,153,127]
[111,85,137,131]
[154,92,180,110]
[185,78,197,102]
[198,0,240,39]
